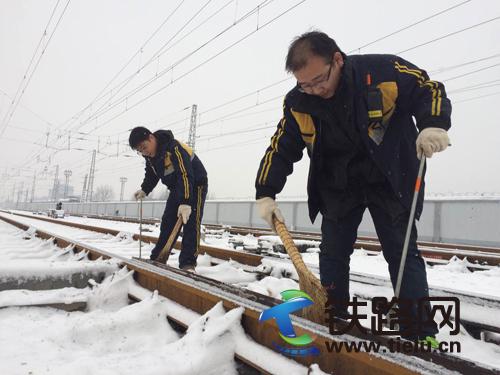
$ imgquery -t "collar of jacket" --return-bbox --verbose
[153,129,174,145]
[285,57,356,121]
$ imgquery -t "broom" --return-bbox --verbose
[273,215,327,325]
[156,216,183,264]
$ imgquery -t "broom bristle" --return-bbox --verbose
[274,218,327,325]
[298,269,327,325]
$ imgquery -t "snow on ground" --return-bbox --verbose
[2,211,500,371]
[195,261,258,284]
[4,211,500,326]
[245,276,299,299]
[0,287,89,308]
[0,217,120,284]
[251,233,500,300]
[348,250,500,299]
[3,210,500,303]
[0,211,157,260]
[0,272,240,375]
[0,217,323,375]
[0,259,118,283]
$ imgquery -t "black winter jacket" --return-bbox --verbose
[141,130,207,205]
[255,54,451,222]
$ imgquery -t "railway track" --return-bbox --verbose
[3,210,499,339]
[57,212,500,267]
[0,212,498,374]
[203,224,500,268]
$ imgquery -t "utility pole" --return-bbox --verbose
[30,172,36,202]
[120,177,128,201]
[87,150,96,202]
[51,165,59,202]
[187,104,198,152]
[63,169,72,198]
[81,174,88,202]
[24,189,29,203]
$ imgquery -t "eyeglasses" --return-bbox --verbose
[297,60,334,93]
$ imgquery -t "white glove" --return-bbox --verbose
[256,197,285,231]
[177,204,192,224]
[134,189,146,200]
[416,127,450,159]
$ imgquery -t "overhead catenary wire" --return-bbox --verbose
[157,77,290,130]
[38,85,285,159]
[72,0,279,133]
[58,0,187,130]
[37,115,280,179]
[1,0,73,171]
[196,95,283,129]
[172,52,500,133]
[348,0,473,53]
[0,0,71,138]
[429,52,500,74]
[81,2,491,138]
[50,104,280,170]
[12,0,214,171]
[197,121,274,141]
[99,64,500,159]
[447,78,500,94]
[453,90,500,103]
[0,88,54,128]
[52,0,301,160]
[0,0,61,128]
[397,16,500,55]
[103,51,500,139]
[442,62,500,82]
[8,0,479,171]
[4,1,500,197]
[200,134,270,153]
[16,0,278,170]
[61,0,218,134]
[92,1,302,130]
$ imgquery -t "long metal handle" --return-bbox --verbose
[395,156,426,298]
[139,198,143,259]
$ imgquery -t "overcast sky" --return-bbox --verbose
[1,0,499,202]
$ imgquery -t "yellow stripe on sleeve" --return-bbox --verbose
[394,61,442,116]
[174,146,189,199]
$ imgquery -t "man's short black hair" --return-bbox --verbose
[129,126,152,149]
[285,31,343,72]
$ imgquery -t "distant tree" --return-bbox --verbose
[94,185,115,201]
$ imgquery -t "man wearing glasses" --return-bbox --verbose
[129,127,208,271]
[255,31,451,342]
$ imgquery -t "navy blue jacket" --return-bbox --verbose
[141,130,207,205]
[255,54,452,222]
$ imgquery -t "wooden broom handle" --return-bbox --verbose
[272,216,310,274]
[156,216,183,263]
